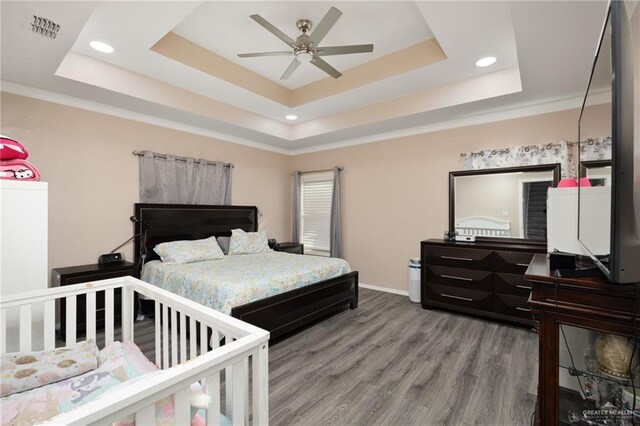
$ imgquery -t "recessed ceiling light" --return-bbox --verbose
[475,56,497,67]
[90,41,114,53]
[286,115,298,121]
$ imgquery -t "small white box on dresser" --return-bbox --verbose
[0,180,48,351]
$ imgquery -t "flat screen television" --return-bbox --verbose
[578,0,640,284]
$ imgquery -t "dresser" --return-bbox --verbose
[421,239,546,326]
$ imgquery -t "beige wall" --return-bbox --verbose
[0,92,612,293]
[291,104,611,291]
[0,93,291,280]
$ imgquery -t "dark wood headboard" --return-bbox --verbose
[133,203,258,274]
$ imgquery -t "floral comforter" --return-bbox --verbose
[142,251,351,315]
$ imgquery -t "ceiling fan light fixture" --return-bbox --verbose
[296,51,314,64]
[475,56,497,67]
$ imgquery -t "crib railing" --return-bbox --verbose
[0,276,269,425]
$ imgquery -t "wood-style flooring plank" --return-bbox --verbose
[269,288,538,426]
[61,288,538,425]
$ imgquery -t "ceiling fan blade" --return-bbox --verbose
[316,44,374,56]
[308,7,342,47]
[311,57,342,79]
[280,58,301,80]
[238,51,293,58]
[250,14,297,48]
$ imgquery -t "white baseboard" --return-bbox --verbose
[359,282,409,297]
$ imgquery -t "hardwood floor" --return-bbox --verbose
[268,288,538,426]
[67,288,538,425]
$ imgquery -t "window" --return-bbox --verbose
[300,171,333,256]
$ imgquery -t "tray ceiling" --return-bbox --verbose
[0,1,611,154]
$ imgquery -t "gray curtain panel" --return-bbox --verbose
[291,171,301,243]
[330,167,343,258]
[139,151,232,205]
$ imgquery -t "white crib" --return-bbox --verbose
[455,216,512,237]
[0,276,269,425]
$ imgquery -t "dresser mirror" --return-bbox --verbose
[450,164,561,241]
[579,160,611,187]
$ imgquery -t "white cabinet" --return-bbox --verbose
[0,180,48,351]
[0,180,48,294]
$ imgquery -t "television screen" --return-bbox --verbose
[578,1,640,283]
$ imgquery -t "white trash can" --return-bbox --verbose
[408,257,421,303]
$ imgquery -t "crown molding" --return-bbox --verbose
[0,80,291,155]
[1,80,610,157]
[288,91,611,155]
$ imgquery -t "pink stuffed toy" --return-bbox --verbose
[0,135,40,181]
[0,160,41,181]
[0,136,29,160]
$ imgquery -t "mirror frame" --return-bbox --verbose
[449,163,561,243]
[579,159,612,178]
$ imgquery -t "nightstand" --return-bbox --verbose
[52,261,135,338]
[274,242,304,255]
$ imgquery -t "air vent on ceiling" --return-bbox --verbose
[29,15,60,39]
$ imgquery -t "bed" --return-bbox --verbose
[134,203,359,340]
[0,276,269,425]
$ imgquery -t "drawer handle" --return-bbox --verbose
[517,263,530,267]
[516,307,531,312]
[441,293,473,302]
[441,256,473,262]
[441,274,473,282]
[516,285,532,290]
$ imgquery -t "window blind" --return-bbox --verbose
[300,172,333,254]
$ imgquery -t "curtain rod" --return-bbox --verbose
[292,167,343,176]
[132,150,234,168]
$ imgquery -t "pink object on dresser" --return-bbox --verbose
[557,178,579,188]
[579,177,593,187]
[0,136,28,160]
[0,159,41,181]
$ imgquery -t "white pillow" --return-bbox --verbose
[153,236,224,264]
[228,229,270,255]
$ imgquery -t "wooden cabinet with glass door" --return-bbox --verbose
[526,254,640,425]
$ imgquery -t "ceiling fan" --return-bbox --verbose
[237,7,374,80]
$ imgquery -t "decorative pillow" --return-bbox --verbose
[216,236,231,255]
[0,340,100,397]
[0,136,28,160]
[153,236,224,264]
[228,229,271,255]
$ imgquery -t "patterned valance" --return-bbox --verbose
[462,137,611,178]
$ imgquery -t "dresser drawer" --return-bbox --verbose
[425,282,493,310]
[494,293,532,320]
[426,265,493,292]
[494,272,532,297]
[423,246,493,270]
[494,251,536,274]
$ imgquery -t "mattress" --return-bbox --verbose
[1,340,227,426]
[142,251,351,315]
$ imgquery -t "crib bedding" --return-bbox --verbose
[0,341,216,426]
[142,251,351,315]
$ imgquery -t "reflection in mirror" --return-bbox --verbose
[450,165,560,241]
[580,160,612,187]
